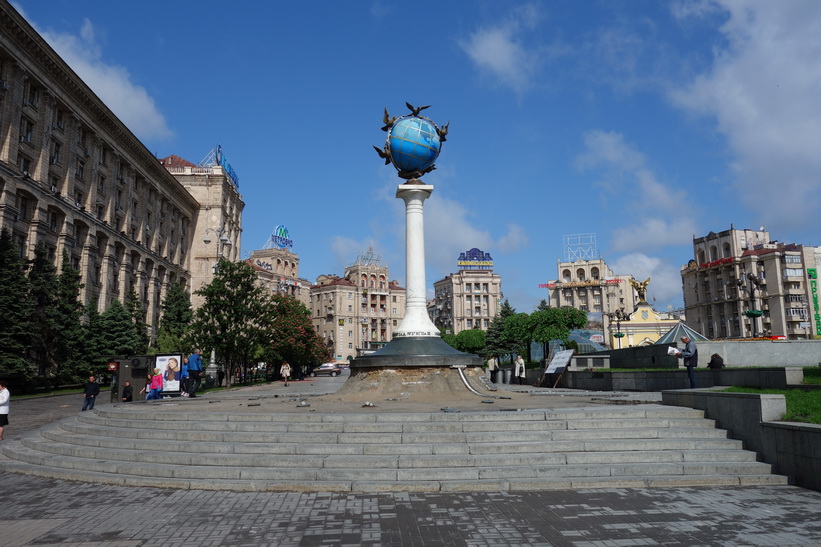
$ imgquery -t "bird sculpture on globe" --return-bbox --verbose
[374,102,449,180]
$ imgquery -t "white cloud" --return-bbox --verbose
[609,253,683,306]
[577,130,696,253]
[458,3,542,97]
[30,16,172,141]
[670,0,821,231]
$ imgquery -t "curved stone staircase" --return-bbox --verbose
[0,402,787,492]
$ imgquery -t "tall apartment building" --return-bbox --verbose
[681,226,820,339]
[310,248,406,361]
[245,243,311,309]
[543,258,636,313]
[158,154,243,309]
[431,248,503,334]
[0,3,241,340]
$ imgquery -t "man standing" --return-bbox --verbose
[187,349,203,398]
[677,336,699,388]
[82,375,100,411]
[486,355,499,383]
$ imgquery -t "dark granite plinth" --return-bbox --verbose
[350,336,482,369]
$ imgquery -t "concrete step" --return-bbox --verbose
[0,404,789,492]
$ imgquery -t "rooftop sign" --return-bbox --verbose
[457,248,493,270]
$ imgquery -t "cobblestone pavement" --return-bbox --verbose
[2,377,820,546]
[1,473,820,546]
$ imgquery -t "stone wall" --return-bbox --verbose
[662,389,821,492]
[560,368,804,391]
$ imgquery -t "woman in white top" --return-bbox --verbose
[0,379,10,441]
[280,362,292,387]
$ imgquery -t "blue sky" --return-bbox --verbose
[14,1,821,314]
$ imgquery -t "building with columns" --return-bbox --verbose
[681,226,820,340]
[431,248,503,335]
[0,3,242,341]
[310,248,406,361]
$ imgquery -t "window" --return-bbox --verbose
[483,283,489,292]
[75,159,85,180]
[97,176,106,196]
[24,84,39,108]
[49,140,62,164]
[19,117,34,144]
[392,308,397,315]
[49,212,58,231]
[348,343,353,349]
[784,255,802,264]
[52,108,65,131]
[16,154,31,175]
[783,268,803,278]
[16,195,29,221]
[77,126,87,150]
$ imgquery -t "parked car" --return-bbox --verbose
[310,363,341,377]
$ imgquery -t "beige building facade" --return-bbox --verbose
[431,248,503,335]
[246,245,311,309]
[157,155,243,309]
[310,248,406,361]
[542,258,637,342]
[0,3,243,341]
[681,226,820,340]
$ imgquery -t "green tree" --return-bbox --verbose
[51,252,85,387]
[0,228,35,388]
[484,299,517,362]
[99,300,143,370]
[126,289,149,353]
[503,312,533,362]
[188,259,268,384]
[453,328,486,355]
[155,281,192,353]
[264,293,330,377]
[27,243,58,379]
[536,299,551,311]
[441,332,457,349]
[531,306,588,363]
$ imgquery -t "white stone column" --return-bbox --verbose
[394,183,439,338]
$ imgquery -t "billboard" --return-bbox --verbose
[457,248,493,270]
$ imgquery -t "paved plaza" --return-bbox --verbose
[1,375,820,546]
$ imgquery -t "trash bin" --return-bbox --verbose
[503,369,512,384]
[205,374,216,388]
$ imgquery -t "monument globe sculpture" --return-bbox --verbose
[348,103,481,377]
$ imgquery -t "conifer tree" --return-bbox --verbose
[52,252,85,386]
[126,289,149,353]
[155,281,192,353]
[0,228,35,387]
[27,243,58,379]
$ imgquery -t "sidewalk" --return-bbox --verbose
[1,375,820,546]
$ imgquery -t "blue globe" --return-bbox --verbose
[388,116,441,175]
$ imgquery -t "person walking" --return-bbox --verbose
[180,357,190,397]
[82,375,100,411]
[676,336,699,388]
[514,355,527,385]
[0,379,10,440]
[486,355,499,383]
[280,362,292,387]
[121,380,133,402]
[147,369,164,400]
[187,349,203,398]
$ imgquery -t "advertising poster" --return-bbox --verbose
[156,354,183,392]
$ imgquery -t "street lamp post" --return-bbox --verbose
[606,308,627,349]
[203,226,232,381]
[737,273,763,338]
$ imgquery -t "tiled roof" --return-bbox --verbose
[158,154,196,168]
